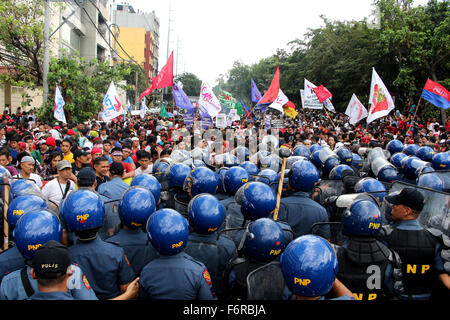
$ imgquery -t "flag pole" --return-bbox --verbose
[322,105,337,130]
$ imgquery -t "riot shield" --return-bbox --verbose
[174,193,189,218]
[419,170,450,193]
[246,261,286,300]
[381,181,450,235]
[311,180,345,206]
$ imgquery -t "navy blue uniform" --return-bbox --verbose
[0,246,24,284]
[69,237,135,300]
[106,228,159,276]
[28,291,74,300]
[0,265,97,300]
[279,191,330,239]
[185,232,237,298]
[139,252,215,300]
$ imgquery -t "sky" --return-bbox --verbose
[125,0,429,86]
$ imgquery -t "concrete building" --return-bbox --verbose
[113,2,160,83]
[0,0,117,113]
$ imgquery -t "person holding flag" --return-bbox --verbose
[54,86,67,124]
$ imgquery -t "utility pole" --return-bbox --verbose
[164,1,175,106]
[42,0,50,107]
[176,35,181,77]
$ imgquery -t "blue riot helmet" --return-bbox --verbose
[216,167,228,193]
[351,153,364,170]
[323,156,340,177]
[336,147,353,164]
[293,145,311,160]
[61,189,105,232]
[167,163,191,189]
[7,194,48,229]
[341,195,383,237]
[152,158,172,174]
[118,186,156,229]
[235,146,250,162]
[11,179,42,198]
[417,173,444,192]
[239,161,259,177]
[378,166,399,183]
[255,168,278,185]
[310,144,323,154]
[260,154,281,172]
[130,174,161,203]
[286,156,307,170]
[403,157,431,179]
[390,152,407,170]
[329,164,354,180]
[183,166,219,196]
[354,177,387,202]
[235,182,276,221]
[13,210,62,260]
[403,144,420,156]
[289,160,320,192]
[243,218,284,262]
[146,208,189,255]
[187,194,225,234]
[280,234,338,297]
[416,146,435,162]
[387,139,404,155]
[311,149,328,169]
[223,166,249,194]
[432,151,450,171]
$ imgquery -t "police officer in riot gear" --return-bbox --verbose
[331,194,404,301]
[184,194,237,299]
[380,187,448,300]
[139,208,215,300]
[106,186,159,276]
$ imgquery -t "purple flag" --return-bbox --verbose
[251,78,262,103]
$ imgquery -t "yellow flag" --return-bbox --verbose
[283,105,298,119]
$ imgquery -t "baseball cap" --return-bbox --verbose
[109,162,124,176]
[20,156,35,163]
[76,167,96,186]
[32,240,71,279]
[46,137,56,147]
[385,187,425,212]
[67,129,76,136]
[56,160,72,171]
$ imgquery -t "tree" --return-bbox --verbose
[39,52,131,123]
[377,0,449,122]
[174,72,202,96]
[0,0,45,88]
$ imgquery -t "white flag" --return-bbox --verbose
[267,89,288,114]
[323,98,336,113]
[198,82,222,118]
[53,86,67,123]
[367,68,395,123]
[140,99,147,119]
[102,81,123,121]
[345,94,368,125]
[301,79,323,109]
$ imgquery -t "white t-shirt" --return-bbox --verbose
[41,178,76,207]
[135,165,153,176]
[16,173,43,189]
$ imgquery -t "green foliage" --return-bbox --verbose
[174,72,202,96]
[218,0,449,118]
[38,52,131,123]
[0,0,45,88]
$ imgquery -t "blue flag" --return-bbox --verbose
[173,82,194,112]
[184,111,194,128]
[251,78,262,103]
[201,113,213,130]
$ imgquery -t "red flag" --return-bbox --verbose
[258,65,280,104]
[139,51,174,101]
[313,85,333,103]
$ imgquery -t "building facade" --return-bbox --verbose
[113,3,160,82]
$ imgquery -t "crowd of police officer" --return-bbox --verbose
[0,120,449,301]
